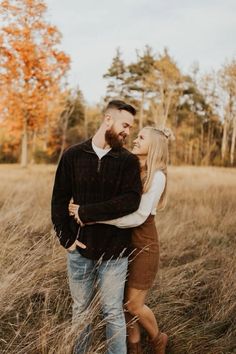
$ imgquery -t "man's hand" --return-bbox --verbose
[67,239,87,251]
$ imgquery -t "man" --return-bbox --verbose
[51,100,142,354]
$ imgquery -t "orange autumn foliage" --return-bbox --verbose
[0,0,70,165]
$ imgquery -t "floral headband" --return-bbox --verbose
[152,127,175,141]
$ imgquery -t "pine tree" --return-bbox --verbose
[103,48,127,101]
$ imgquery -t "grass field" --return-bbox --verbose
[0,165,235,354]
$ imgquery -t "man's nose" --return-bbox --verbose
[125,127,130,136]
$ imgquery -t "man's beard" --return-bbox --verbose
[105,127,126,150]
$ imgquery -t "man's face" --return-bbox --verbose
[105,109,134,149]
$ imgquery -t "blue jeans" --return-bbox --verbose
[67,249,128,354]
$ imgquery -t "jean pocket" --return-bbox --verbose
[67,248,78,254]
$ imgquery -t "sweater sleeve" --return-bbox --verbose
[78,154,142,223]
[97,171,166,228]
[51,150,75,249]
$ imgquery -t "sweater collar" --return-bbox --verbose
[81,138,120,158]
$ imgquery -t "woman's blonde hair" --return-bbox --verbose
[141,126,172,210]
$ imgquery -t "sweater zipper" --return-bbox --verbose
[97,159,101,173]
[83,149,102,173]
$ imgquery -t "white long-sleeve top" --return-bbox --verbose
[97,170,166,228]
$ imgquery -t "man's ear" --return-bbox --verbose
[104,114,113,128]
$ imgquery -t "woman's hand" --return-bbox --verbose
[67,202,86,249]
[68,202,79,217]
[68,202,84,226]
[68,202,96,226]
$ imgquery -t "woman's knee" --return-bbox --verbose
[125,300,143,316]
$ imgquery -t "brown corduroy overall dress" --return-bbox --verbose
[127,214,160,290]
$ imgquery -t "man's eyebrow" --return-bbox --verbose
[123,122,132,127]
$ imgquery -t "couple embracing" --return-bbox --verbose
[51,100,170,354]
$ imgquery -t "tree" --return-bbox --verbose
[219,60,236,165]
[126,45,155,129]
[55,89,86,162]
[0,0,70,166]
[103,48,127,101]
[198,72,222,165]
[176,74,221,165]
[149,48,182,128]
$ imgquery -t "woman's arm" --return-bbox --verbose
[97,171,166,228]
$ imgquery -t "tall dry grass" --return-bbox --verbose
[0,165,235,354]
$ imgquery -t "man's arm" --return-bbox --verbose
[78,154,142,223]
[51,150,75,249]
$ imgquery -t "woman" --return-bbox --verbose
[69,126,171,354]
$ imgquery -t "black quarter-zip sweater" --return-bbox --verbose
[51,138,142,260]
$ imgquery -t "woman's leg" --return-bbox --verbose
[125,309,141,343]
[124,286,159,341]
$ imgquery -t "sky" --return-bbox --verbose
[46,0,236,104]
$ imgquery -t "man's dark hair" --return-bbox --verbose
[105,100,136,116]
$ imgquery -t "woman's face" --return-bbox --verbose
[132,128,150,155]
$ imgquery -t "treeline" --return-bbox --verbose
[103,47,236,166]
[0,0,235,167]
